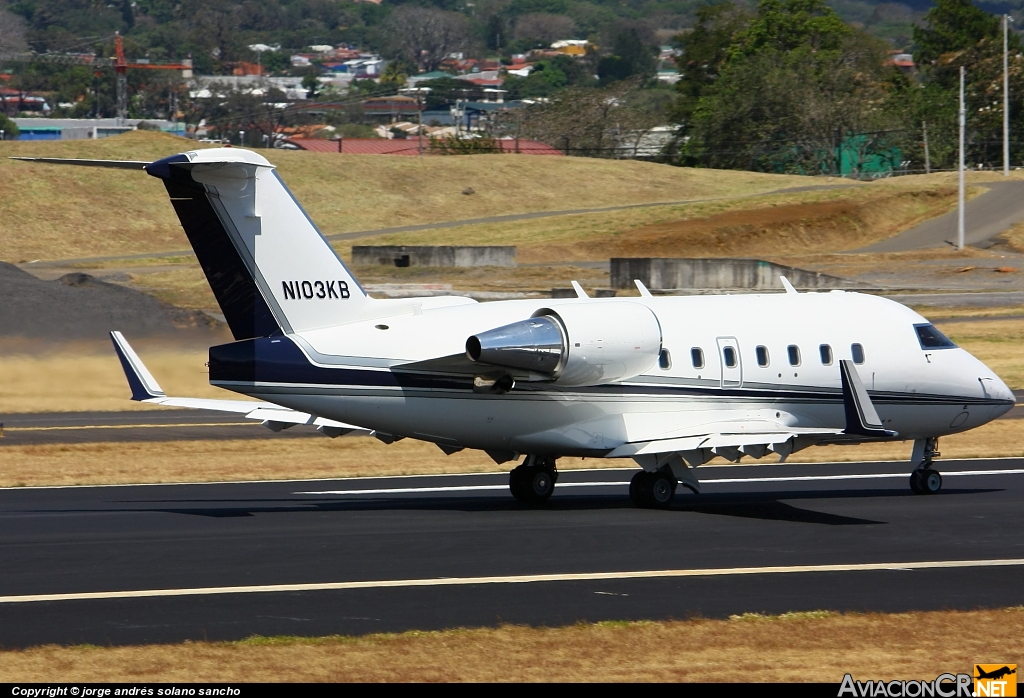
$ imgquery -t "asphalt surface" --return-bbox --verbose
[1,458,1022,647]
[0,409,320,444]
[5,395,1023,446]
[859,180,1024,252]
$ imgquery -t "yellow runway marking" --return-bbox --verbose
[2,558,1022,604]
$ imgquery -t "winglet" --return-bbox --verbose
[634,279,653,297]
[570,280,589,298]
[779,276,798,294]
[109,331,166,401]
[840,360,896,438]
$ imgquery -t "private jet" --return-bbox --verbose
[16,148,1016,507]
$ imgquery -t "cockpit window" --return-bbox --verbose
[914,323,956,350]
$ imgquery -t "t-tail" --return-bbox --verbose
[144,148,368,340]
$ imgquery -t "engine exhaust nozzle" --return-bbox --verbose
[466,316,566,375]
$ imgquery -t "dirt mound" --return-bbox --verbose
[0,262,220,341]
[532,189,958,262]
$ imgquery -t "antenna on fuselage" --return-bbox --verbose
[634,279,653,297]
[779,276,798,294]
[570,280,589,298]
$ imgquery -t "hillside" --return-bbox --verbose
[0,131,823,263]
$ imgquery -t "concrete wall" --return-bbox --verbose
[352,246,516,268]
[611,258,853,291]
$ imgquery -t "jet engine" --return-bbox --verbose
[466,302,662,387]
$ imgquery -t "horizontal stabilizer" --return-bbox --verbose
[10,157,150,170]
[840,360,897,438]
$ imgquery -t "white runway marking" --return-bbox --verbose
[2,558,1021,605]
[296,468,1024,496]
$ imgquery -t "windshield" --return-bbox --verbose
[914,323,956,349]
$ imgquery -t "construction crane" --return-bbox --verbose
[0,32,192,123]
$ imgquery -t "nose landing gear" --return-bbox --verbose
[910,437,943,494]
[509,455,557,504]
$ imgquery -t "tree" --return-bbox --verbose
[512,13,576,47]
[672,2,751,124]
[382,7,474,74]
[913,0,1001,65]
[518,79,659,156]
[597,27,656,85]
[379,60,410,88]
[736,0,851,56]
[0,7,29,53]
[686,23,900,174]
[0,112,19,138]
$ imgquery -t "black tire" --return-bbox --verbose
[527,467,555,502]
[921,468,942,494]
[629,472,647,506]
[510,463,556,504]
[909,470,925,494]
[509,466,528,502]
[649,472,677,509]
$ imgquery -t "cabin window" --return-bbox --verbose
[787,345,801,366]
[819,344,833,365]
[756,345,769,367]
[691,347,704,369]
[659,349,672,370]
[723,346,737,368]
[851,343,865,364]
[914,323,956,350]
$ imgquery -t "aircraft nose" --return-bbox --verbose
[984,374,1015,403]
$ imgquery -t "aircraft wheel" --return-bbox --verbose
[649,472,677,509]
[510,463,556,504]
[509,467,528,502]
[921,468,942,494]
[909,470,925,494]
[629,472,649,507]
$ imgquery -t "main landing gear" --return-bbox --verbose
[509,455,558,505]
[910,437,943,495]
[629,469,678,509]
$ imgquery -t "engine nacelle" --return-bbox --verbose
[466,302,662,387]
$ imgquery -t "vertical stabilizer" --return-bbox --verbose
[145,148,369,339]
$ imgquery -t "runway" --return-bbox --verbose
[1,458,1022,647]
[4,401,1023,446]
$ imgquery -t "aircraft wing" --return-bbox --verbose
[109,331,369,437]
[605,424,846,459]
[609,360,896,460]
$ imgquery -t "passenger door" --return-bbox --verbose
[717,336,742,388]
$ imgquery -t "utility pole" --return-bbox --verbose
[958,65,966,251]
[1005,14,1013,176]
[114,32,127,124]
[922,121,931,174]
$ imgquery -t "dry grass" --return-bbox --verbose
[340,185,967,263]
[0,131,827,263]
[938,318,1024,390]
[2,416,1022,488]
[2,608,1021,682]
[0,340,231,413]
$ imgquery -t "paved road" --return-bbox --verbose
[860,180,1024,252]
[1,458,1022,647]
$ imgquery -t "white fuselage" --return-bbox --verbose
[212,290,1014,459]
